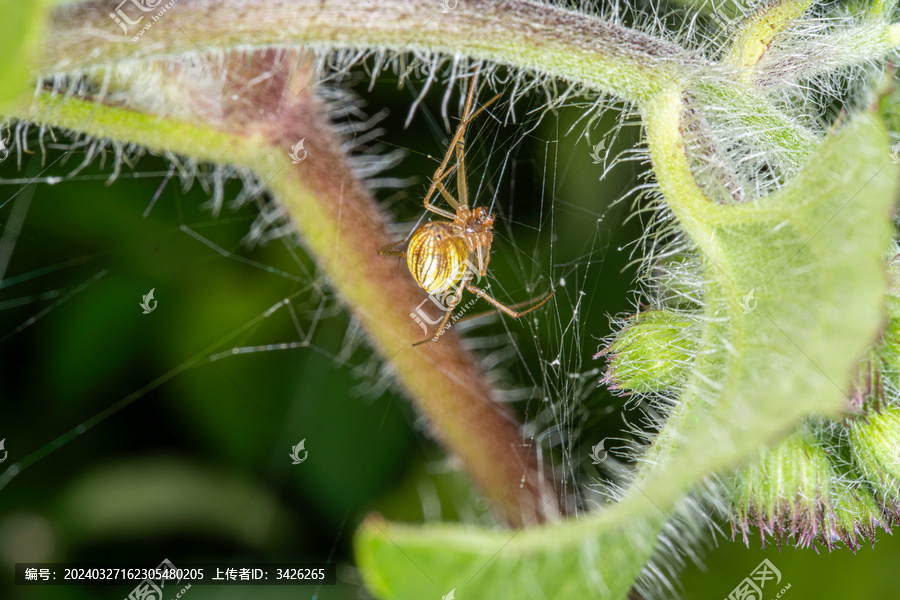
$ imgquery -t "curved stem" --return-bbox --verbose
[41,0,824,173]
[46,0,687,104]
[6,52,559,527]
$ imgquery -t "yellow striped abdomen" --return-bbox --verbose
[406,222,468,294]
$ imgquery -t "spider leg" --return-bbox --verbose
[447,91,501,211]
[452,92,502,158]
[422,147,462,218]
[461,93,502,128]
[421,142,458,216]
[463,283,555,319]
[424,202,457,220]
[476,245,486,278]
[456,126,468,209]
[378,239,408,256]
[452,291,556,325]
[420,63,500,215]
[412,307,453,347]
[481,246,491,275]
[412,275,469,346]
[435,179,463,212]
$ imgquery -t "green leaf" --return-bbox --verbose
[644,94,897,498]
[354,92,897,599]
[0,0,48,111]
[355,507,665,600]
[639,89,896,495]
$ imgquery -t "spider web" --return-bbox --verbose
[0,59,650,598]
[373,66,653,518]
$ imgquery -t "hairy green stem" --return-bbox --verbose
[639,86,744,475]
[41,0,833,179]
[727,0,813,69]
[755,22,900,88]
[47,0,685,103]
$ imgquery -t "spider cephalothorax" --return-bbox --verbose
[379,67,553,345]
[460,206,494,262]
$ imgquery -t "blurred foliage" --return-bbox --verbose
[0,1,47,112]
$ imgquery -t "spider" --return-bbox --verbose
[379,68,555,345]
